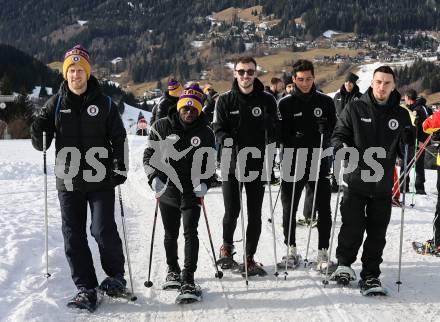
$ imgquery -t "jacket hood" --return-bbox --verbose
[292,84,317,102]
[340,83,360,96]
[167,106,209,131]
[361,87,401,109]
[231,77,265,95]
[59,75,101,102]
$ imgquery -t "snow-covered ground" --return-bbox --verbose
[1,137,440,321]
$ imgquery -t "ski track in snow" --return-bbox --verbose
[2,127,440,321]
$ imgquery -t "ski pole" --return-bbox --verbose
[264,128,279,278]
[43,131,51,279]
[391,134,432,197]
[117,186,137,301]
[144,198,159,288]
[396,144,408,292]
[267,144,284,224]
[409,137,418,207]
[284,152,299,280]
[304,133,324,267]
[323,160,344,286]
[393,133,431,190]
[267,188,281,224]
[236,146,249,287]
[200,198,223,279]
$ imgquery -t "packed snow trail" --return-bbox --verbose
[1,137,440,321]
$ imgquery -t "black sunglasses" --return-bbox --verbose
[235,69,256,76]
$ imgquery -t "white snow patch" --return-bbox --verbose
[191,41,205,48]
[111,57,123,65]
[323,30,340,38]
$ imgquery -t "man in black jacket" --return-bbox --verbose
[333,72,362,117]
[331,66,414,291]
[404,89,431,194]
[213,56,278,276]
[277,59,336,270]
[143,84,215,298]
[150,78,183,125]
[332,72,362,191]
[31,45,128,311]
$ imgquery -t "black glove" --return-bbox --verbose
[316,117,328,134]
[111,159,127,186]
[32,112,50,133]
[432,131,440,143]
[402,126,415,145]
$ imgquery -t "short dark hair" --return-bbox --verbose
[234,56,257,69]
[405,89,417,100]
[270,77,282,85]
[292,59,314,77]
[373,65,396,82]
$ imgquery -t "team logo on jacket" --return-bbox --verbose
[388,119,399,130]
[314,108,323,117]
[191,136,201,147]
[87,105,99,116]
[252,107,262,117]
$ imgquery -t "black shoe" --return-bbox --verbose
[415,189,427,195]
[358,277,381,290]
[67,287,98,312]
[358,277,387,296]
[176,283,202,304]
[162,266,182,290]
[99,274,127,297]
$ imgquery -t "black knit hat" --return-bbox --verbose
[345,72,359,83]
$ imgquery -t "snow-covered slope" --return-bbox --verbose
[1,137,440,321]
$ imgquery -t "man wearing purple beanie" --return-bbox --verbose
[150,78,183,125]
[143,84,215,303]
[31,45,128,311]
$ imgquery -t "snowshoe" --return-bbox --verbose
[175,283,202,304]
[277,254,302,269]
[67,288,99,313]
[359,277,388,296]
[162,270,182,290]
[234,257,267,277]
[297,218,317,228]
[99,275,127,297]
[330,265,356,286]
[312,249,337,274]
[412,240,440,256]
[216,245,238,269]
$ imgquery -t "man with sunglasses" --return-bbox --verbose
[277,59,336,272]
[213,56,279,276]
[143,84,215,302]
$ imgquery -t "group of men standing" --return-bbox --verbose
[31,43,440,311]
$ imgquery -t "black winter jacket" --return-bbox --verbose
[278,85,336,176]
[31,76,127,192]
[212,78,279,176]
[408,97,432,142]
[150,91,179,126]
[143,108,215,194]
[333,84,362,117]
[331,88,412,197]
